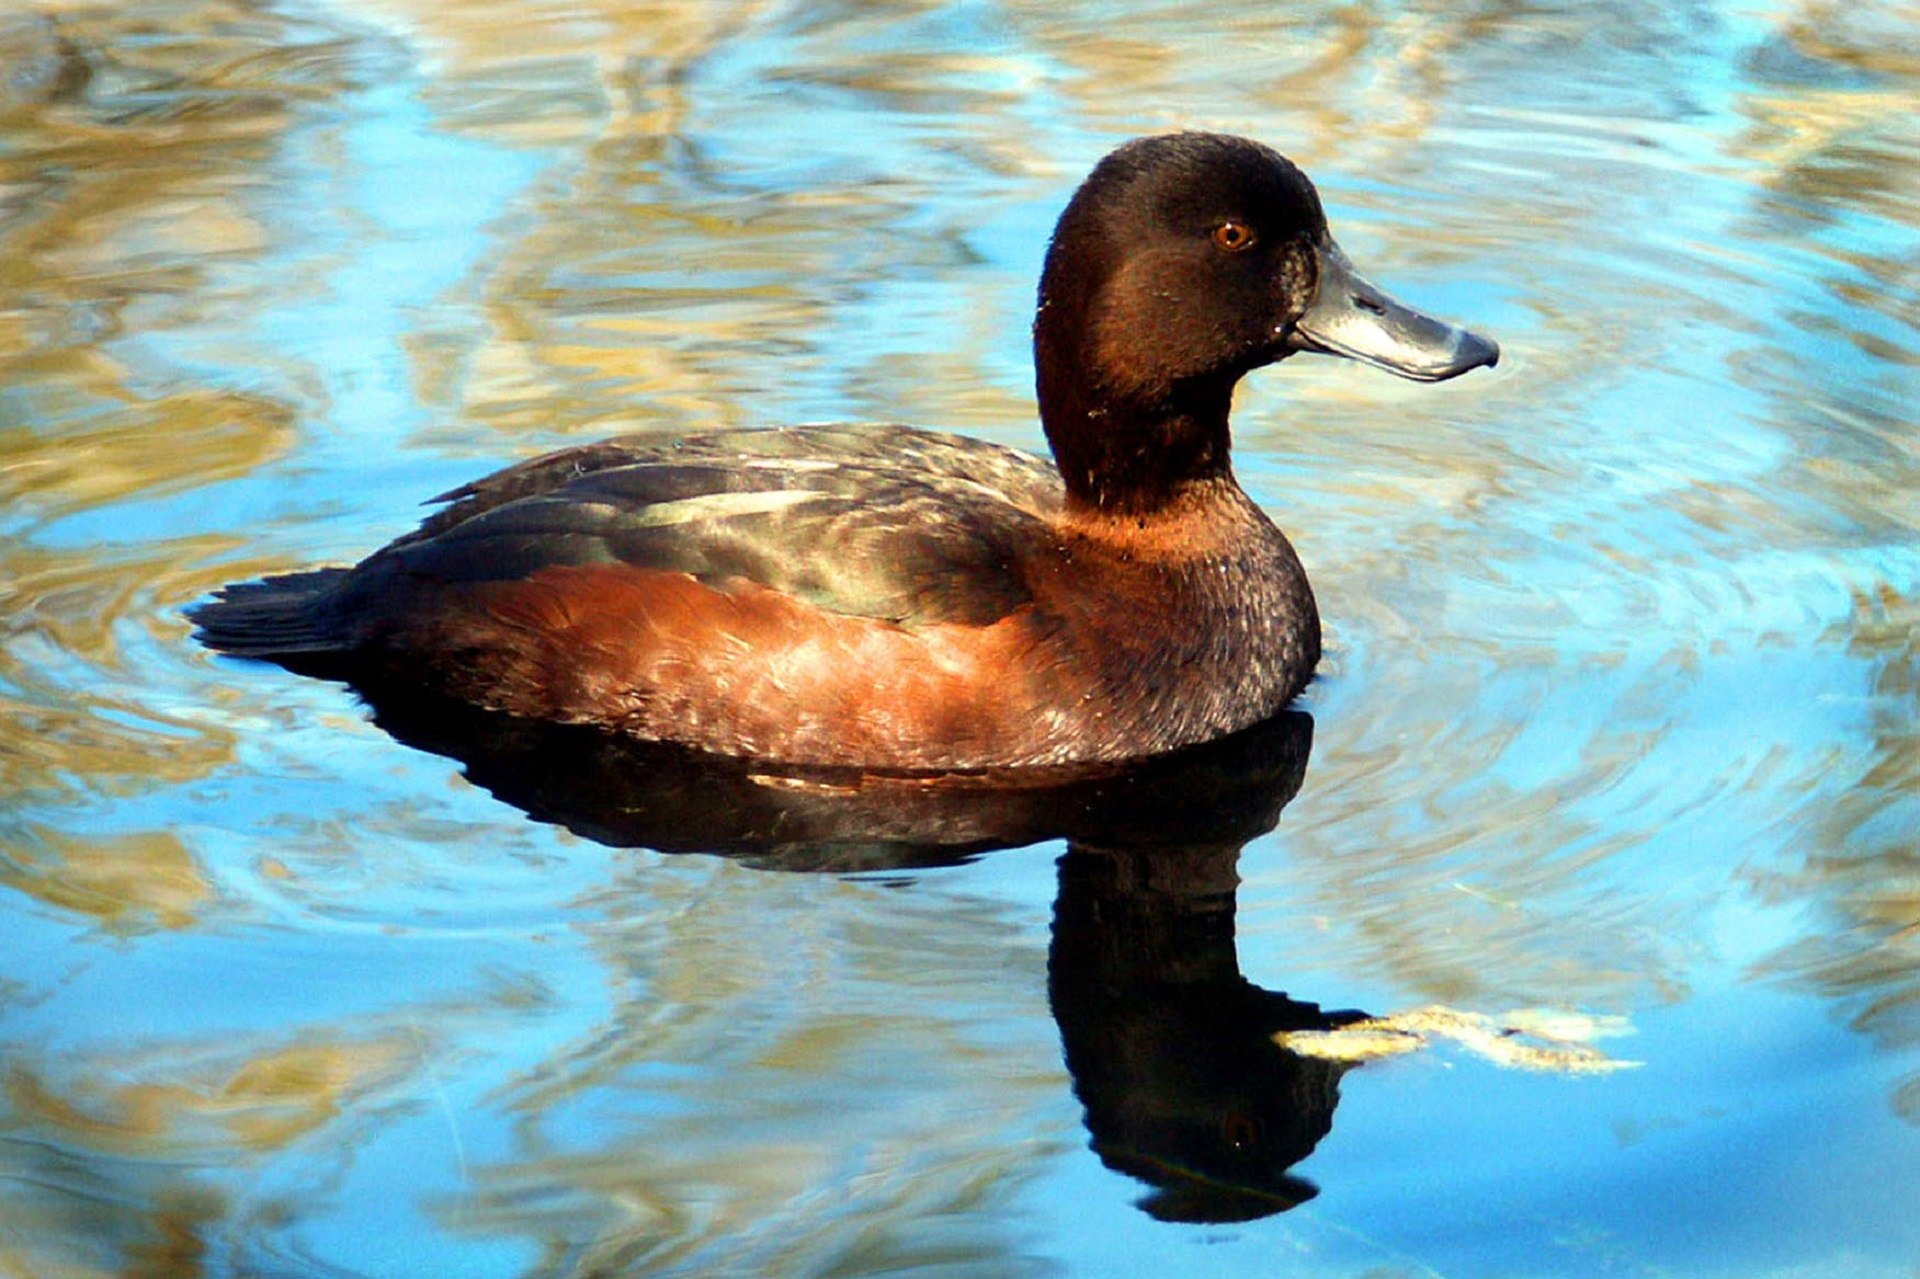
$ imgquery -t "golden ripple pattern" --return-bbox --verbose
[0,0,1915,1272]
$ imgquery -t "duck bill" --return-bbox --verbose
[1289,239,1499,382]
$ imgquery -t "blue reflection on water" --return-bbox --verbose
[1,0,1917,1275]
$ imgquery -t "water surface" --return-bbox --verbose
[2,0,1917,1275]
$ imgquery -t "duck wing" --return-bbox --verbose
[377,424,1064,628]
[193,426,1068,662]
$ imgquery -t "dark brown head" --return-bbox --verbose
[1034,133,1497,513]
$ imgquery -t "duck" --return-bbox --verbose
[193,132,1497,772]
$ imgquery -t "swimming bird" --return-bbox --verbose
[193,132,1497,771]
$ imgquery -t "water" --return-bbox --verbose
[2,0,1916,1274]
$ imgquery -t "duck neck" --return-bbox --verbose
[1044,299,1236,518]
[1036,355,1238,517]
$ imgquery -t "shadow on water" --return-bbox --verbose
[353,678,1362,1222]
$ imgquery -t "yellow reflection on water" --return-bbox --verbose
[0,391,294,521]
[1750,585,1920,1118]
[0,0,1917,1272]
[0,1027,426,1278]
[1,826,213,933]
[9,1037,415,1154]
[0,539,245,809]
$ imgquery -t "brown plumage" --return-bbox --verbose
[194,133,1496,770]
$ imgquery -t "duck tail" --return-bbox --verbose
[190,568,353,658]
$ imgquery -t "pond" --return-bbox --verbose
[2,0,1916,1275]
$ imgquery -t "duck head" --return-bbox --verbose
[1034,133,1498,513]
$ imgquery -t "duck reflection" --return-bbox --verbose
[1051,844,1363,1221]
[352,680,1364,1221]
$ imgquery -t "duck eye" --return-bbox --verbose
[1212,220,1256,253]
